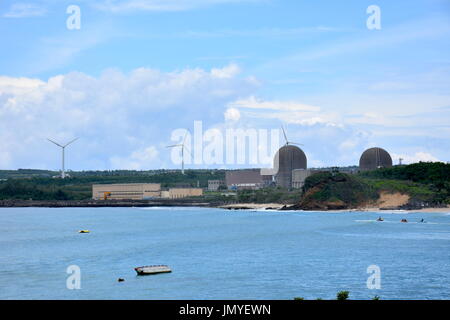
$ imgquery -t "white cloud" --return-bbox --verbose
[0,64,257,170]
[228,96,341,127]
[224,107,240,121]
[211,64,240,79]
[392,152,441,165]
[110,146,159,169]
[1,64,448,170]
[229,96,320,112]
[3,3,47,18]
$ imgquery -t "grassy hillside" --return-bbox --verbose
[295,172,379,210]
[293,162,450,210]
[359,162,450,205]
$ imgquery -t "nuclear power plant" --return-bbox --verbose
[225,144,310,190]
[273,145,307,189]
[224,145,395,190]
[359,147,393,171]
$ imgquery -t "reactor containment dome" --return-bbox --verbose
[359,147,393,171]
[274,145,307,189]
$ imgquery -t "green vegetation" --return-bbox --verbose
[336,291,350,300]
[298,172,379,210]
[305,172,378,204]
[237,187,302,204]
[0,180,80,200]
[359,162,450,184]
[1,162,449,205]
[295,162,450,209]
[0,169,225,201]
[359,162,450,205]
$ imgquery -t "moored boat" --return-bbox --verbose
[134,265,172,275]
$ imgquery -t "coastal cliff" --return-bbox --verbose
[285,162,450,211]
[286,172,379,210]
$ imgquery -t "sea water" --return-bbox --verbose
[0,207,449,300]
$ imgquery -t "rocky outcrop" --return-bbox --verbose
[283,172,378,211]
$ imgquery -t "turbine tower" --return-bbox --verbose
[167,131,191,175]
[281,125,303,146]
[47,138,78,179]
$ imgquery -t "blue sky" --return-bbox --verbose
[0,0,449,170]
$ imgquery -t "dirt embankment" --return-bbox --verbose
[376,192,410,209]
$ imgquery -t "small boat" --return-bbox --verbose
[134,265,172,275]
[79,230,90,233]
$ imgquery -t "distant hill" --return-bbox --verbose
[290,162,450,210]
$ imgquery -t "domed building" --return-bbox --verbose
[359,147,393,171]
[274,145,307,189]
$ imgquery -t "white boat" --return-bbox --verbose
[134,265,172,275]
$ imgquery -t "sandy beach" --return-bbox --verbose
[359,206,450,213]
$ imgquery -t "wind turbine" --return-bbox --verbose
[281,125,303,147]
[47,138,78,179]
[166,131,191,175]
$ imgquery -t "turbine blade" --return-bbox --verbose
[281,126,288,144]
[47,138,63,148]
[64,137,79,147]
[183,145,193,159]
[290,142,304,146]
[182,130,189,145]
[166,144,182,148]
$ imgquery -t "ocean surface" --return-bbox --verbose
[0,207,449,300]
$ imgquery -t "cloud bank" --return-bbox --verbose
[0,64,446,170]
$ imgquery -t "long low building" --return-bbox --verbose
[225,169,264,190]
[92,183,161,200]
[161,188,203,199]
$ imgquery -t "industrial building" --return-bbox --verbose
[359,147,393,171]
[292,169,313,189]
[223,145,308,190]
[208,180,225,191]
[92,183,161,200]
[93,183,203,200]
[225,169,265,190]
[162,188,203,199]
[274,145,307,189]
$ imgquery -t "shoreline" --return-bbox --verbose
[220,204,450,213]
[0,199,214,208]
[0,199,448,213]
